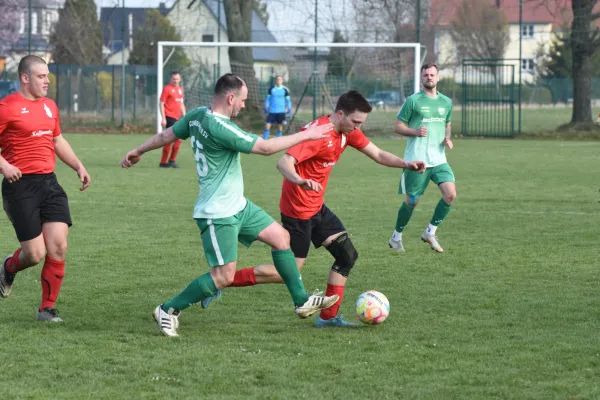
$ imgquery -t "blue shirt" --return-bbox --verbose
[265,85,291,114]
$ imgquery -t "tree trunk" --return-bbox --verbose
[223,0,260,109]
[570,0,595,124]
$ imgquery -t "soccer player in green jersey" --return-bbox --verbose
[121,74,339,337]
[388,63,456,253]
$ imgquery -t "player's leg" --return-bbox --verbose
[263,116,273,139]
[389,168,431,251]
[239,200,338,318]
[421,164,456,253]
[38,222,69,322]
[154,217,239,336]
[1,176,48,298]
[312,206,357,327]
[168,139,182,168]
[160,143,172,167]
[275,115,284,137]
[35,175,73,321]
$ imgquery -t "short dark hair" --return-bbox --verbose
[171,71,180,76]
[18,55,46,77]
[421,63,439,72]
[335,90,372,114]
[214,73,245,96]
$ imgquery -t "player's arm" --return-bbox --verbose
[251,123,333,156]
[395,120,426,137]
[159,88,168,128]
[180,100,186,117]
[276,154,322,191]
[443,122,453,149]
[359,142,426,172]
[0,155,22,183]
[285,88,291,115]
[121,127,179,168]
[54,134,91,191]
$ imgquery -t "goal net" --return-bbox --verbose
[157,42,422,136]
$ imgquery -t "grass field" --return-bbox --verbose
[0,134,599,399]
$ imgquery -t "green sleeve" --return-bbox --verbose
[172,113,190,140]
[212,119,259,154]
[397,96,413,124]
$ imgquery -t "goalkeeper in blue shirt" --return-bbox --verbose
[263,75,292,139]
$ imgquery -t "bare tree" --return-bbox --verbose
[450,0,510,83]
[223,0,260,110]
[0,0,25,57]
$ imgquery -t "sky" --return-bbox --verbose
[95,0,355,43]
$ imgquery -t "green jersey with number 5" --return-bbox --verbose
[172,107,259,219]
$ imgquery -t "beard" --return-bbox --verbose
[423,81,436,90]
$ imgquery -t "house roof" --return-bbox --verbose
[100,3,170,48]
[181,0,293,62]
[430,0,600,28]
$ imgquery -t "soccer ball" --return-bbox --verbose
[355,290,390,325]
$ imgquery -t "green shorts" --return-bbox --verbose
[195,200,275,267]
[399,163,455,196]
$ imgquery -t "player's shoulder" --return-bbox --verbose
[301,115,330,131]
[0,93,25,117]
[437,91,452,105]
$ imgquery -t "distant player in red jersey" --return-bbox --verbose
[203,90,426,327]
[159,71,186,168]
[0,55,91,322]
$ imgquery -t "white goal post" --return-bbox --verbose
[156,41,423,134]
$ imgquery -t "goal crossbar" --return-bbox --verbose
[157,41,422,133]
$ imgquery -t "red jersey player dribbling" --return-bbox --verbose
[204,90,426,327]
[0,55,90,322]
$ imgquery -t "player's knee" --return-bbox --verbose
[48,241,68,260]
[24,247,46,266]
[325,233,358,278]
[271,227,290,251]
[443,191,456,204]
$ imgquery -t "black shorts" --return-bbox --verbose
[266,113,286,124]
[2,173,72,242]
[281,204,346,258]
[166,116,178,128]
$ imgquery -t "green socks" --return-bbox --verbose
[162,272,217,312]
[272,249,309,306]
[395,202,415,232]
[430,199,452,226]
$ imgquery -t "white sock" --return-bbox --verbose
[425,224,438,235]
[391,230,402,241]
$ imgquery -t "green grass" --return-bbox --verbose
[1,135,599,399]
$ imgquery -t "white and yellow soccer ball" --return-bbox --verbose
[355,290,390,325]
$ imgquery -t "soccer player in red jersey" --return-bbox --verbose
[204,90,425,327]
[0,55,91,322]
[159,71,186,168]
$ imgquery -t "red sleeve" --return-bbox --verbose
[159,86,169,102]
[53,104,61,137]
[348,130,370,150]
[0,103,9,135]
[286,140,322,163]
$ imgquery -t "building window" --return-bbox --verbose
[202,34,214,42]
[521,24,534,39]
[31,11,38,35]
[521,58,535,73]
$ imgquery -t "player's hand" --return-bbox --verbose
[77,166,91,191]
[405,161,426,174]
[416,126,427,137]
[303,123,333,141]
[298,178,322,191]
[1,163,22,183]
[443,138,454,149]
[264,109,268,115]
[161,117,167,129]
[121,149,142,168]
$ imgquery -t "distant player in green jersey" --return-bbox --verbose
[121,73,339,337]
[388,63,456,253]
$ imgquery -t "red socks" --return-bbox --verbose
[40,257,65,310]
[169,139,182,162]
[160,144,172,164]
[319,284,345,320]
[4,248,24,274]
[232,268,257,287]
